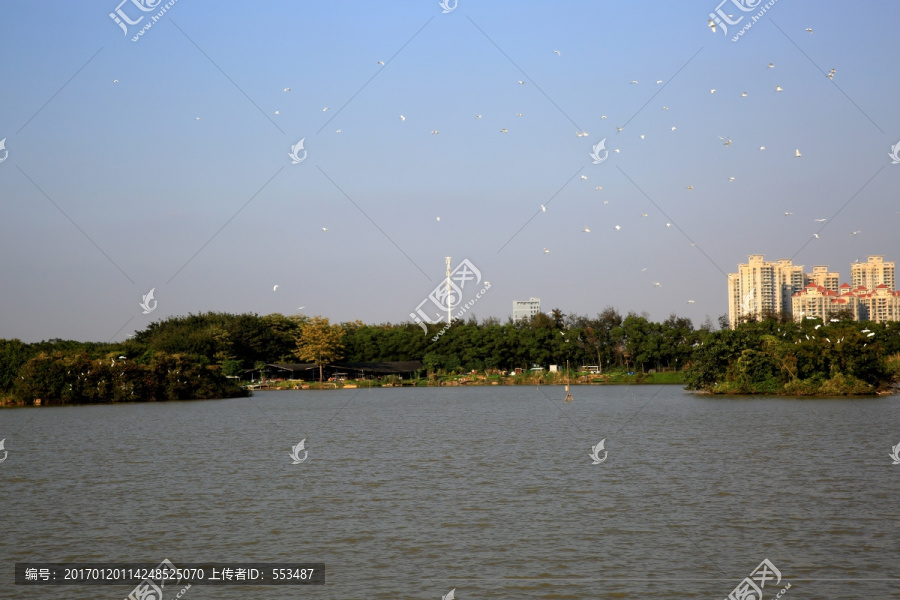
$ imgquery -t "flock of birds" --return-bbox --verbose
[108,26,884,311]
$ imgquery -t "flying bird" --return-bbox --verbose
[828,68,835,79]
[813,234,820,239]
[323,107,329,111]
[518,80,525,85]
[500,128,508,133]
[719,136,732,146]
[554,50,561,55]
[640,212,648,217]
[377,60,384,66]
[795,149,802,157]
[686,185,693,190]
[614,225,621,230]
[653,282,662,287]
[475,115,482,119]
[113,79,119,83]
[541,204,546,212]
[708,19,717,32]
[322,227,328,231]
[400,115,406,121]
[760,146,766,150]
[580,175,587,180]
[688,299,695,303]
[671,126,676,131]
[805,28,813,33]
[851,230,861,235]
[431,130,439,134]
[436,217,440,222]
[582,227,591,233]
[631,80,638,84]
[768,63,774,68]
[656,80,663,84]
[273,285,279,291]
[666,223,671,227]
[729,177,735,182]
[741,91,748,97]
[784,212,793,216]
[662,106,669,110]
[814,218,826,222]
[710,89,716,93]
[283,87,291,92]
[776,86,783,92]
[543,248,550,254]
[274,110,279,115]
[516,113,523,117]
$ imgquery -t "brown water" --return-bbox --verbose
[1,386,898,599]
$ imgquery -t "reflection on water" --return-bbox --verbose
[1,386,897,599]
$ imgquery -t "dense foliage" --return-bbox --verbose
[1,308,897,403]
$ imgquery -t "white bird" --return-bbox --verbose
[631,80,638,84]
[795,149,802,157]
[595,186,603,190]
[601,115,607,119]
[580,175,587,180]
[641,268,648,272]
[814,218,826,222]
[671,126,676,131]
[335,129,341,133]
[274,110,279,115]
[283,87,291,92]
[768,63,774,68]
[436,217,440,222]
[760,146,766,150]
[656,80,662,84]
[554,50,561,55]
[640,134,645,139]
[400,115,406,121]
[543,248,550,254]
[805,28,813,33]
[688,299,695,303]
[653,282,662,287]
[741,91,747,97]
[614,148,620,153]
[662,106,668,110]
[784,212,794,216]
[377,60,384,66]
[616,127,623,132]
[851,230,861,235]
[640,212,648,217]
[813,234,820,238]
[710,89,716,93]
[686,185,693,190]
[708,19,717,32]
[729,177,735,182]
[775,86,783,92]
[273,285,279,291]
[666,223,671,227]
[322,227,328,231]
[500,128,508,133]
[517,80,525,85]
[431,130,439,134]
[516,113,523,117]
[719,136,732,146]
[297,306,305,310]
[323,107,329,111]
[614,225,621,230]
[113,79,119,83]
[582,227,591,233]
[443,589,456,600]
[195,117,200,120]
[475,115,482,119]
[828,68,835,79]
[541,204,546,212]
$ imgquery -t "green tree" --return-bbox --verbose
[294,316,345,382]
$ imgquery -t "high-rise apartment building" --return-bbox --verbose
[851,255,895,291]
[807,266,840,292]
[513,298,541,321]
[728,255,805,327]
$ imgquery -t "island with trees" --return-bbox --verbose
[1,308,898,405]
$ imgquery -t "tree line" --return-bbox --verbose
[1,308,898,403]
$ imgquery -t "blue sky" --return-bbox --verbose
[1,0,898,342]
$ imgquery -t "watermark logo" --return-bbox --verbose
[710,0,780,41]
[289,439,308,464]
[589,439,607,464]
[125,558,181,600]
[140,288,157,314]
[889,141,900,164]
[590,138,609,164]
[110,0,179,42]
[289,138,307,164]
[442,589,456,600]
[0,138,8,163]
[722,558,790,600]
[740,288,756,313]
[0,439,7,464]
[439,0,457,13]
[409,258,490,339]
[890,442,900,465]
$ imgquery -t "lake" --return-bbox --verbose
[1,386,898,599]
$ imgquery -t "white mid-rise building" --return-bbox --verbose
[513,298,541,321]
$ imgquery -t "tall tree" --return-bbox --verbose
[294,317,345,382]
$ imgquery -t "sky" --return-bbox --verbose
[1,0,899,342]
